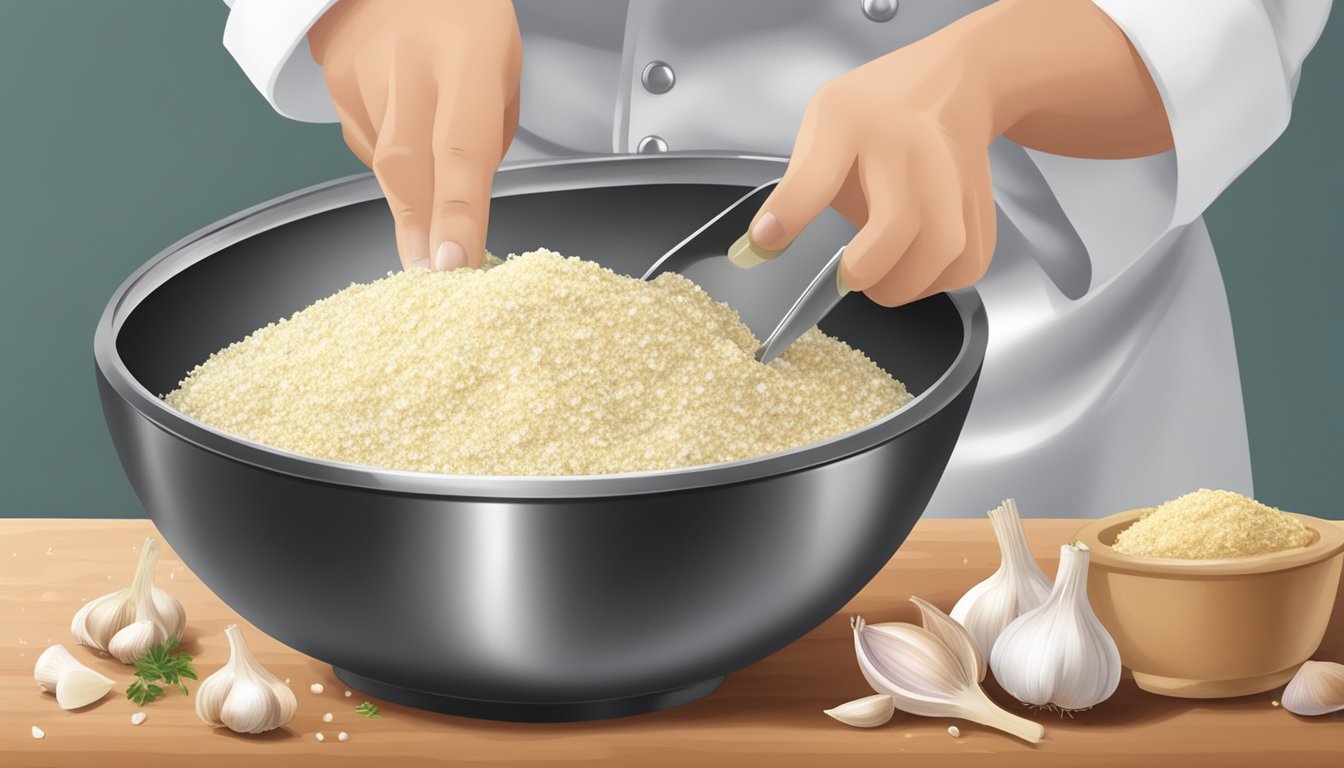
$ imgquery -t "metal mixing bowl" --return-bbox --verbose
[94,155,986,721]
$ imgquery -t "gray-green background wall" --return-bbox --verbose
[1,2,1340,519]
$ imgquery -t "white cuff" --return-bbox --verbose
[1089,0,1294,227]
[223,0,341,123]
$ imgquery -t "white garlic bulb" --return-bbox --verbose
[1282,661,1344,716]
[990,542,1121,711]
[849,598,1045,743]
[950,499,1053,662]
[196,624,297,734]
[71,538,185,664]
[33,644,115,710]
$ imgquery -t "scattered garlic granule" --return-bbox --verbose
[131,712,147,726]
[315,732,325,742]
[1113,489,1312,559]
[165,251,910,476]
[310,683,324,695]
[337,731,349,742]
[31,726,45,740]
[344,690,352,698]
[322,712,334,723]
[947,725,961,738]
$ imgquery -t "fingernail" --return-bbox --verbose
[434,241,468,271]
[407,258,431,271]
[728,232,783,269]
[750,212,785,248]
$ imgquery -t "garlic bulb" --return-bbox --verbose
[1282,660,1344,716]
[71,538,185,663]
[196,624,297,734]
[823,694,895,727]
[990,542,1120,711]
[850,599,1045,743]
[34,644,116,709]
[950,499,1053,661]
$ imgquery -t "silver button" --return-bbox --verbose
[637,135,669,153]
[641,61,676,95]
[860,0,898,23]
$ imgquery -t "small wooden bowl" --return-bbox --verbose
[1075,509,1344,698]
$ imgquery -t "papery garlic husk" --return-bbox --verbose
[950,499,1053,663]
[33,644,115,709]
[990,542,1120,711]
[824,693,895,728]
[196,624,297,734]
[851,601,1045,743]
[71,537,186,663]
[1282,660,1344,716]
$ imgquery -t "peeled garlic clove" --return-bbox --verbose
[950,500,1053,660]
[55,667,116,710]
[990,542,1121,711]
[824,694,895,728]
[108,620,166,665]
[70,538,184,663]
[852,613,1044,743]
[1282,660,1344,716]
[196,624,296,734]
[34,644,115,709]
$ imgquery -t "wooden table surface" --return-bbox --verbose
[3,518,1341,767]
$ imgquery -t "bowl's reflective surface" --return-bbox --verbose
[95,156,986,720]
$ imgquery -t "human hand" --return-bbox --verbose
[308,0,522,270]
[745,0,1171,306]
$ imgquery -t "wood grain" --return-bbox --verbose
[2,519,1340,767]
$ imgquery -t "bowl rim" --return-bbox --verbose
[93,153,988,500]
[1076,508,1344,576]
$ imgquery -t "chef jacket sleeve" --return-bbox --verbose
[221,0,340,123]
[1088,0,1333,226]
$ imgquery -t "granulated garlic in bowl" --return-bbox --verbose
[164,249,912,476]
[1111,489,1312,559]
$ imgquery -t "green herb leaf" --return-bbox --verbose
[125,635,197,705]
[354,701,382,718]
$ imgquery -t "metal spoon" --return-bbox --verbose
[641,181,856,363]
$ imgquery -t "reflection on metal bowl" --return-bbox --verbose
[94,155,986,721]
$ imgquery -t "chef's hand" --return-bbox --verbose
[308,0,522,270]
[748,0,1173,306]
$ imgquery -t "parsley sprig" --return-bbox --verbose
[354,701,382,718]
[126,635,198,706]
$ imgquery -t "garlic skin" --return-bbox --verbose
[34,644,116,710]
[1282,661,1344,716]
[951,499,1053,660]
[71,538,186,663]
[851,601,1045,743]
[823,694,895,727]
[196,624,296,734]
[990,542,1120,711]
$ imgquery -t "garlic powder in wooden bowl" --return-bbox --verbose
[1112,489,1312,559]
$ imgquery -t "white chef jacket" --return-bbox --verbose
[221,0,1331,518]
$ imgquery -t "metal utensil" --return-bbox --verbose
[641,181,857,363]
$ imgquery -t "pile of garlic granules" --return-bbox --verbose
[165,250,912,476]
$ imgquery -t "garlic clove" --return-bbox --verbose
[195,664,234,728]
[990,542,1121,712]
[34,644,115,709]
[108,620,166,665]
[54,667,116,710]
[909,596,985,683]
[1282,660,1344,716]
[851,614,1045,743]
[34,644,79,691]
[950,500,1053,659]
[824,694,896,728]
[151,586,187,640]
[70,591,134,654]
